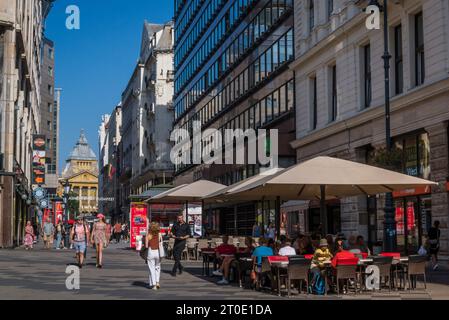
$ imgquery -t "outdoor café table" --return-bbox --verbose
[201,249,216,276]
[268,257,289,296]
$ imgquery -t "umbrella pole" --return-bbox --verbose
[320,185,328,238]
[201,200,205,238]
[275,196,281,241]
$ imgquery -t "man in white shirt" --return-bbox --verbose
[278,236,296,256]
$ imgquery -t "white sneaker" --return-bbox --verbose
[433,264,439,271]
[217,279,229,285]
[212,270,223,276]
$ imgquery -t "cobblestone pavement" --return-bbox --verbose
[0,242,448,300]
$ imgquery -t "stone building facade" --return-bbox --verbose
[0,0,53,247]
[116,21,175,222]
[290,0,449,260]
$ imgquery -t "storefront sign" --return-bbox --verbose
[130,203,148,249]
[32,135,46,186]
[393,186,431,198]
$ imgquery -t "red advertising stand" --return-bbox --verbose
[54,202,64,225]
[130,202,148,249]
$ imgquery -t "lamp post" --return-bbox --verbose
[63,180,71,249]
[367,0,397,252]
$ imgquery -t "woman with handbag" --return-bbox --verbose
[145,222,164,290]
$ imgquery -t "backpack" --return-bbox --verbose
[309,272,326,295]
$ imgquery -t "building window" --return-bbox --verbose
[415,12,425,86]
[48,85,53,95]
[327,0,333,20]
[48,103,52,113]
[363,44,372,108]
[48,66,53,77]
[311,76,317,130]
[48,48,54,59]
[330,65,337,122]
[394,25,404,95]
[309,0,315,32]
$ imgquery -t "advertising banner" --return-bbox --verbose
[54,202,64,225]
[183,205,202,237]
[130,203,148,249]
[32,135,46,186]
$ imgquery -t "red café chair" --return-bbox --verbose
[334,257,360,295]
[304,254,314,260]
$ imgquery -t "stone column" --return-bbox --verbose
[426,123,449,262]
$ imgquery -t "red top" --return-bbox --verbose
[304,254,314,260]
[216,244,237,255]
[332,251,357,268]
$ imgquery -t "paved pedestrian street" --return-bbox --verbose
[0,242,448,300]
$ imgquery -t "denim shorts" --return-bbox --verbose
[74,242,86,254]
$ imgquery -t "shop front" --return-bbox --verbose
[391,131,432,254]
[393,187,432,255]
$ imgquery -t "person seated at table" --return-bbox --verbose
[294,234,314,255]
[354,235,371,255]
[333,234,347,253]
[213,235,237,285]
[310,239,333,291]
[251,237,274,287]
[331,243,356,269]
[242,236,256,255]
[252,237,274,270]
[278,236,296,257]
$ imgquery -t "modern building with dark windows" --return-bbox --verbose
[173,0,296,236]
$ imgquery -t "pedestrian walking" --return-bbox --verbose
[113,222,122,243]
[169,213,191,277]
[70,216,90,268]
[24,221,35,250]
[91,214,107,268]
[429,220,441,270]
[42,218,55,249]
[266,223,275,240]
[54,221,65,250]
[145,222,164,290]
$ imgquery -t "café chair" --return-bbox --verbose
[406,255,428,291]
[371,256,393,291]
[335,257,360,296]
[197,239,209,260]
[255,257,274,292]
[286,257,310,297]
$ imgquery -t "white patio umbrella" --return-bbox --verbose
[146,180,227,234]
[225,156,437,235]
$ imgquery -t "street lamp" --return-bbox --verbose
[366,0,397,252]
[62,180,71,249]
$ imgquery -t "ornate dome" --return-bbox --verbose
[67,130,97,161]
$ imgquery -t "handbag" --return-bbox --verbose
[140,245,149,261]
[158,234,166,259]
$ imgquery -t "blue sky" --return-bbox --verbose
[45,0,174,172]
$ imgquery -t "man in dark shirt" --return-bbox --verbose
[169,213,191,276]
[428,220,441,270]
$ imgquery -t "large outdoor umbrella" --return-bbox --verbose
[146,180,227,234]
[225,156,438,236]
[203,167,286,203]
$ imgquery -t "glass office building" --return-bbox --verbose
[173,0,296,235]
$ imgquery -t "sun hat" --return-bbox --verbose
[319,239,329,247]
[97,213,105,220]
